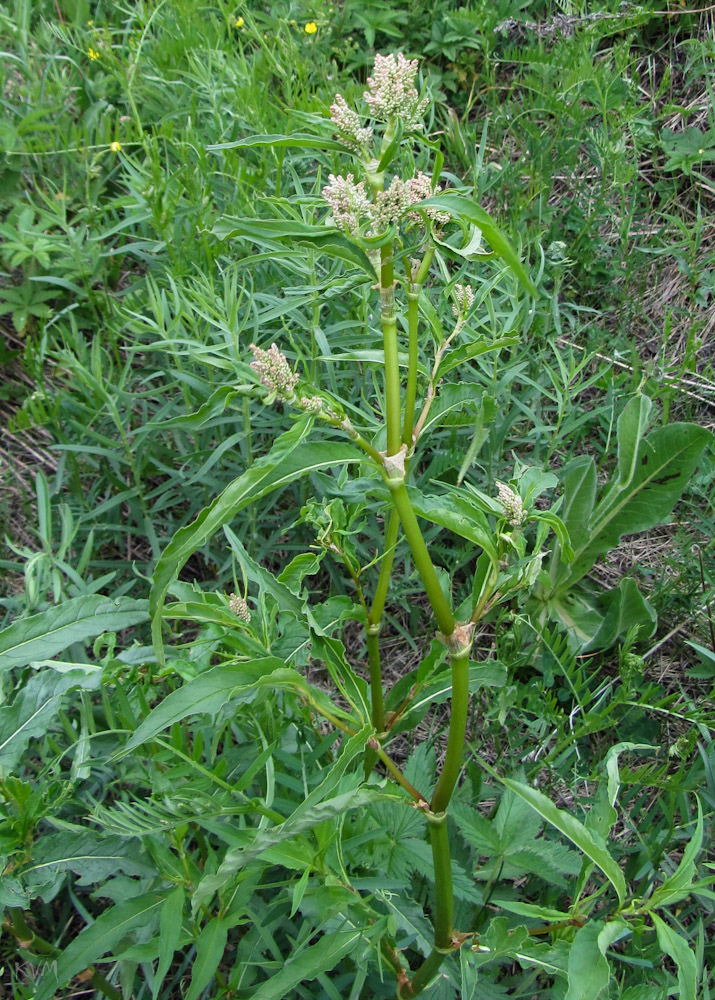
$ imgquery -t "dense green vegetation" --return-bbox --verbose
[1,1,714,998]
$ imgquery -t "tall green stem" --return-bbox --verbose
[403,289,420,447]
[428,817,454,948]
[381,246,402,457]
[431,647,470,812]
[385,482,454,638]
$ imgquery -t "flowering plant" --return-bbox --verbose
[15,50,710,1000]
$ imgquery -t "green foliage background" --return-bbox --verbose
[0,1,714,998]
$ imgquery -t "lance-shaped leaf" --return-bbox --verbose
[0,667,100,774]
[119,658,285,754]
[419,192,538,296]
[0,596,148,674]
[565,921,610,1000]
[212,217,377,279]
[652,913,697,1000]
[480,762,627,904]
[207,132,348,152]
[35,892,164,1000]
[407,487,499,565]
[250,926,378,1000]
[150,417,361,662]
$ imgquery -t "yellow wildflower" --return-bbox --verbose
[110,141,122,153]
[88,47,100,60]
[235,16,244,27]
[305,21,317,34]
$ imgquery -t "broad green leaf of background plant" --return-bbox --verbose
[556,423,713,590]
[651,913,698,1000]
[35,892,164,1000]
[480,763,627,904]
[615,394,653,489]
[419,192,538,296]
[0,596,148,674]
[547,577,657,651]
[565,921,610,1000]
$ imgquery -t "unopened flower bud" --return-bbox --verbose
[229,593,251,622]
[300,395,323,412]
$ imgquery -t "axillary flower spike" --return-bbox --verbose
[249,343,298,400]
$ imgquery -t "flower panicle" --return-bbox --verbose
[364,53,428,129]
[249,343,298,399]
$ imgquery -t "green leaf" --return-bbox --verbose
[153,886,184,1000]
[549,578,657,652]
[479,763,627,904]
[0,668,100,771]
[185,918,228,1000]
[616,394,653,489]
[563,423,713,588]
[604,742,658,808]
[565,921,610,1000]
[207,132,347,152]
[559,456,597,542]
[150,419,361,663]
[377,117,403,171]
[649,800,703,910]
[407,488,499,564]
[651,913,697,1000]
[437,337,519,377]
[21,831,153,896]
[212,217,377,278]
[0,597,148,674]
[35,892,163,1000]
[120,658,286,754]
[419,192,538,296]
[250,926,376,1000]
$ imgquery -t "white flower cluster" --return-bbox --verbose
[364,53,428,129]
[405,171,450,227]
[249,343,298,399]
[229,593,251,622]
[323,170,446,234]
[451,282,475,318]
[321,173,373,234]
[300,395,324,412]
[496,481,527,526]
[330,94,373,153]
